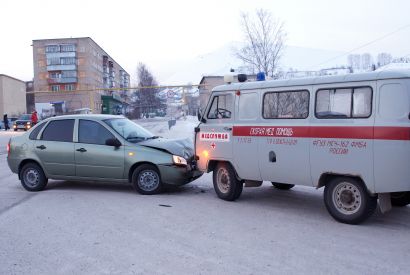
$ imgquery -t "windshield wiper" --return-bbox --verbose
[126,136,146,141]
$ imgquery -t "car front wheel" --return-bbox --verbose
[132,164,162,195]
[324,177,377,224]
[20,163,48,191]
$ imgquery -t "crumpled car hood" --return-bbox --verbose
[138,138,194,159]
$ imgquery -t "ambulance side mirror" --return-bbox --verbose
[197,109,206,123]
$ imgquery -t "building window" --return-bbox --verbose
[51,85,60,92]
[60,44,76,52]
[60,57,76,65]
[62,70,77,78]
[47,58,60,65]
[263,91,309,119]
[65,84,75,91]
[49,72,61,79]
[45,45,60,53]
[315,87,372,119]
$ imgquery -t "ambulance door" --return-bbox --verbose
[232,91,261,180]
[374,80,410,193]
[198,91,235,167]
[258,89,312,186]
[310,84,375,190]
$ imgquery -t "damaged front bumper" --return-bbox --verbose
[158,160,203,186]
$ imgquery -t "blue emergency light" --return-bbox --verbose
[256,72,266,81]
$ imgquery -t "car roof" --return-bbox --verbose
[44,114,124,121]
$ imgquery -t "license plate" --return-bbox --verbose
[17,125,25,128]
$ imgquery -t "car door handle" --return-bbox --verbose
[76,148,87,153]
[36,145,46,150]
[223,127,232,131]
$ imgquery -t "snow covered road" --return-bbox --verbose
[0,117,409,274]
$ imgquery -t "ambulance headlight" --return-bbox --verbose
[172,155,187,166]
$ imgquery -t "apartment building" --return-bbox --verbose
[0,74,27,117]
[32,37,130,115]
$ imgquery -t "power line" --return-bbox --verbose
[308,23,410,70]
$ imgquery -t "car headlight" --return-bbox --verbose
[172,155,187,166]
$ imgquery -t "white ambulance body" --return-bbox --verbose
[195,69,410,224]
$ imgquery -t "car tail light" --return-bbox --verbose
[7,140,10,156]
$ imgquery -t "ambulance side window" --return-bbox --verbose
[238,93,258,120]
[263,91,309,119]
[315,87,372,118]
[207,94,233,119]
[379,83,407,119]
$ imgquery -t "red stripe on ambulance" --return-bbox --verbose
[232,126,410,140]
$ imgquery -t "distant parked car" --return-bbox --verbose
[13,114,33,131]
[7,114,202,194]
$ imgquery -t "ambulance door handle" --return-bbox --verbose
[269,151,276,163]
[223,127,232,131]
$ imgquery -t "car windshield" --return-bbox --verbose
[104,118,157,143]
[19,114,31,120]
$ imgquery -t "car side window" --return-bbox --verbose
[78,120,115,145]
[29,121,47,140]
[41,120,74,142]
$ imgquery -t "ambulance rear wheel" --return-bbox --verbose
[213,162,242,201]
[324,177,377,224]
[272,182,295,190]
[391,192,410,207]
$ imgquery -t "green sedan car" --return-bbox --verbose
[7,114,202,194]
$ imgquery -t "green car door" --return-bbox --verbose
[35,119,76,176]
[74,119,125,179]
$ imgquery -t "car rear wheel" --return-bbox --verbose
[391,192,410,207]
[272,182,295,190]
[324,177,377,224]
[20,163,48,191]
[132,164,162,195]
[213,162,242,201]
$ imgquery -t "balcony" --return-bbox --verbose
[47,64,76,71]
[47,77,77,84]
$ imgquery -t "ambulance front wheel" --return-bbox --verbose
[272,182,295,190]
[324,177,377,225]
[213,162,243,201]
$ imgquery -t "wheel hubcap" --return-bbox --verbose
[332,182,362,215]
[24,169,40,187]
[216,168,230,194]
[138,170,159,192]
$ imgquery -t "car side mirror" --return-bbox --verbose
[106,138,121,148]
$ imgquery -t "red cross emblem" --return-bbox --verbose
[211,143,216,149]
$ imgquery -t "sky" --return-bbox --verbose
[1,0,410,83]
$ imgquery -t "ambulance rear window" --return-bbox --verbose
[315,87,372,119]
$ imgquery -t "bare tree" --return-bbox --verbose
[236,9,286,78]
[132,63,165,118]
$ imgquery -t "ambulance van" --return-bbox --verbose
[195,70,410,224]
